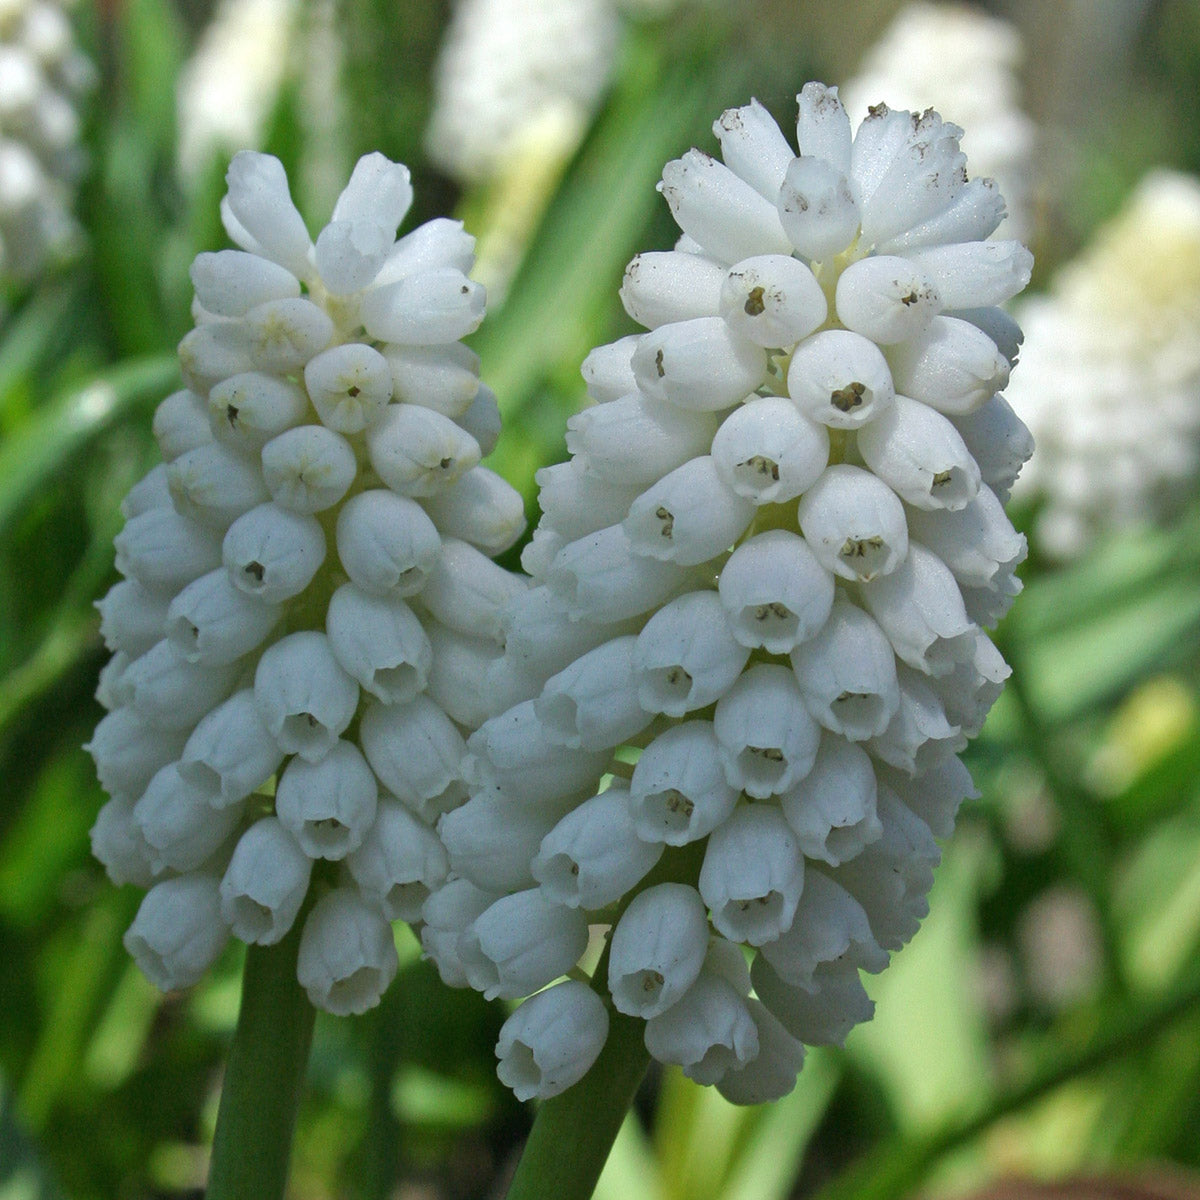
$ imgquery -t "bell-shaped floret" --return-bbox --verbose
[133,762,241,874]
[633,591,750,717]
[385,342,480,417]
[625,457,755,566]
[954,305,1023,366]
[877,177,1006,255]
[645,972,759,1085]
[699,805,805,945]
[420,879,500,987]
[713,99,795,201]
[629,721,739,846]
[459,889,589,1001]
[659,149,792,265]
[581,336,639,404]
[719,254,827,349]
[532,787,663,910]
[361,267,486,345]
[366,403,481,497]
[886,316,1009,415]
[359,695,467,822]
[535,459,641,542]
[420,538,528,645]
[425,623,504,728]
[243,298,335,373]
[779,736,881,866]
[713,664,821,798]
[949,394,1033,504]
[121,463,171,518]
[177,322,255,397]
[566,392,719,490]
[860,542,975,675]
[124,873,230,992]
[190,250,301,318]
[932,629,1010,736]
[208,372,309,450]
[830,789,939,950]
[221,151,313,278]
[96,578,169,659]
[168,440,272,530]
[715,998,805,1105]
[422,467,526,556]
[124,640,239,731]
[335,489,441,599]
[877,753,977,840]
[179,688,284,806]
[711,398,829,504]
[858,395,981,511]
[165,569,283,665]
[496,980,610,1101]
[608,883,710,1019]
[620,250,724,328]
[275,740,378,860]
[466,701,610,807]
[718,530,835,653]
[795,83,852,176]
[87,707,187,798]
[902,240,1033,310]
[790,600,901,740]
[219,817,311,944]
[296,888,399,1015]
[547,524,687,623]
[868,666,964,775]
[326,584,432,704]
[346,799,449,921]
[91,794,156,888]
[906,486,1026,591]
[751,957,873,1047]
[303,343,394,433]
[632,318,768,411]
[438,790,558,893]
[835,255,940,344]
[114,507,222,595]
[260,425,357,514]
[536,636,651,751]
[253,631,359,762]
[223,502,326,603]
[797,464,909,582]
[757,870,887,989]
[373,216,475,284]
[778,155,860,262]
[496,979,609,1108]
[787,330,896,430]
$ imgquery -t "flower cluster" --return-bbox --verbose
[88,150,525,1014]
[1006,171,1200,557]
[840,2,1034,243]
[420,85,1033,1104]
[0,0,93,281]
[425,0,620,184]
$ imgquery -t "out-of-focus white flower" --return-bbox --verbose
[0,0,93,280]
[425,0,620,185]
[1007,171,1200,557]
[840,3,1035,243]
[176,0,299,183]
[424,83,1032,1104]
[89,150,523,1011]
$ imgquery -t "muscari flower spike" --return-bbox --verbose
[421,83,1034,1104]
[88,149,527,1014]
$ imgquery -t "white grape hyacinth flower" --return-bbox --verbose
[1006,171,1200,558]
[423,83,1033,1104]
[88,149,527,1014]
[840,2,1035,244]
[0,0,95,282]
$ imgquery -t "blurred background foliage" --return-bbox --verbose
[1,0,1200,1197]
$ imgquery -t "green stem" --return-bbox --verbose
[504,1008,651,1200]
[206,928,316,1200]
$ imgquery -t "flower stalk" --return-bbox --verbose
[207,927,316,1200]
